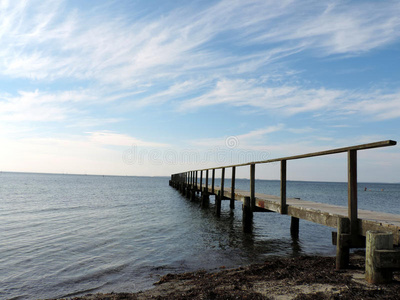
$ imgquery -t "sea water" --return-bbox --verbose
[1,172,399,299]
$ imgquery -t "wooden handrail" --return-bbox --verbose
[175,140,396,173]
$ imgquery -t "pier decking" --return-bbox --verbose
[169,140,400,283]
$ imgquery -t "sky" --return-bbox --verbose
[0,0,399,182]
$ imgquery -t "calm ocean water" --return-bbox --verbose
[1,172,399,299]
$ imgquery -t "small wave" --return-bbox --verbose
[59,262,129,286]
[58,285,106,299]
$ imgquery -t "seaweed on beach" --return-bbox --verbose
[58,255,400,300]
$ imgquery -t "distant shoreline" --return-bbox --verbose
[2,171,399,184]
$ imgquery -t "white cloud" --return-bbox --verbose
[1,0,399,86]
[178,78,400,121]
[88,131,169,147]
[0,89,96,122]
[178,78,343,114]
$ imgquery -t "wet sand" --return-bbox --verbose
[53,253,400,299]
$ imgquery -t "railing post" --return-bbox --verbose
[250,164,255,211]
[212,169,215,194]
[230,166,236,209]
[205,170,209,193]
[280,160,287,214]
[348,150,358,236]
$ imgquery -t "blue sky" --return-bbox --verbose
[0,0,399,182]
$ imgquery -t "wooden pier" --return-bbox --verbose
[169,140,400,283]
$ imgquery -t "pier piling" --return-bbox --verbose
[243,196,253,233]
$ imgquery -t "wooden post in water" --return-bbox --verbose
[230,166,236,209]
[250,164,255,211]
[212,169,215,194]
[336,217,350,270]
[186,172,191,198]
[201,187,209,208]
[243,196,253,233]
[221,168,225,199]
[195,171,198,191]
[216,191,221,217]
[216,168,225,217]
[280,160,287,214]
[191,185,196,201]
[348,150,358,237]
[200,170,203,194]
[290,217,299,238]
[205,170,209,193]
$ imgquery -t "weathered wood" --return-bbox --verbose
[250,164,255,211]
[290,216,299,238]
[374,249,400,269]
[195,171,198,190]
[243,196,253,233]
[280,160,287,214]
[230,166,235,209]
[348,150,358,236]
[336,217,350,270]
[366,231,394,283]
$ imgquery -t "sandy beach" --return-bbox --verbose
[53,253,400,299]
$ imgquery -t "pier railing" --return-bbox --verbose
[171,140,396,236]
